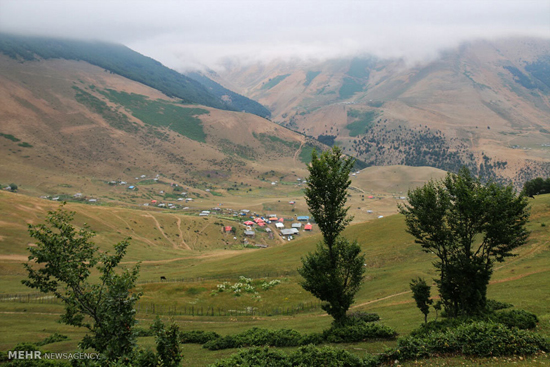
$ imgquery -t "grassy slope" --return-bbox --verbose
[0,54,312,204]
[0,192,548,366]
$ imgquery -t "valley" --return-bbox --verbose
[0,34,549,366]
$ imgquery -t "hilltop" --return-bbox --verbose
[0,33,270,117]
[0,51,325,207]
[214,37,550,186]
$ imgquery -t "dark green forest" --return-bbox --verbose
[0,33,269,117]
[187,72,270,118]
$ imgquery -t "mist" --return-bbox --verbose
[0,0,548,71]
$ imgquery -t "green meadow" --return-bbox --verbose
[0,192,549,366]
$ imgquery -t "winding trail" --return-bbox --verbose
[293,140,305,164]
[351,290,412,309]
[142,214,177,249]
[174,216,191,250]
[111,212,158,248]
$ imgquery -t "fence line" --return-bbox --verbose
[0,293,322,317]
[134,300,322,317]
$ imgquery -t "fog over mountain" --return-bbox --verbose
[1,0,548,71]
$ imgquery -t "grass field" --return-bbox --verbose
[1,189,549,366]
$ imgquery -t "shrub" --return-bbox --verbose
[203,328,305,350]
[180,330,220,344]
[210,347,291,367]
[323,323,397,343]
[345,311,380,324]
[203,335,238,351]
[486,299,513,311]
[132,349,158,367]
[289,345,366,367]
[35,333,68,346]
[210,345,378,367]
[386,321,549,362]
[493,309,539,329]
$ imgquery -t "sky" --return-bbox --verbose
[0,0,549,71]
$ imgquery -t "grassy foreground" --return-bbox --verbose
[0,192,549,366]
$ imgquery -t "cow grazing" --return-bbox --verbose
[160,276,167,281]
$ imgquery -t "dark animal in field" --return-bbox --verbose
[160,276,167,281]
[529,195,535,199]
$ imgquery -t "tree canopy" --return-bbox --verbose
[299,146,365,325]
[399,167,530,317]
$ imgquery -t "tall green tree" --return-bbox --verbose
[22,206,142,362]
[410,277,432,323]
[298,146,365,325]
[399,167,530,317]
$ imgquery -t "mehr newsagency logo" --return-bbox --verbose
[8,351,100,360]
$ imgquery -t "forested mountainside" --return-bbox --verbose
[0,33,269,117]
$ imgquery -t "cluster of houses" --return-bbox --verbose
[241,213,313,240]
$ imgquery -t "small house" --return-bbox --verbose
[280,228,299,236]
[275,222,285,229]
[297,216,309,221]
[304,224,313,231]
[291,222,302,229]
[224,226,233,233]
[244,230,255,237]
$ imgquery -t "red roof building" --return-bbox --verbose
[304,224,313,231]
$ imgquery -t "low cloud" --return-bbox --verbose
[1,0,548,70]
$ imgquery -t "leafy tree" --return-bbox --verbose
[410,278,432,323]
[399,167,530,317]
[299,146,366,325]
[8,183,17,191]
[151,317,183,367]
[522,177,550,196]
[22,206,142,362]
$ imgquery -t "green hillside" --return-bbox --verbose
[1,191,549,366]
[187,72,271,118]
[0,33,266,117]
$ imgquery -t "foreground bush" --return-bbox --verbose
[180,330,220,344]
[210,345,376,367]
[410,308,539,337]
[345,311,380,324]
[203,328,308,350]
[202,323,396,351]
[323,323,397,343]
[386,321,549,361]
[493,309,539,329]
[486,299,513,311]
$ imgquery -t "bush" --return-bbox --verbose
[210,347,291,367]
[386,321,549,362]
[323,323,397,343]
[35,333,68,346]
[180,330,220,344]
[132,349,158,367]
[289,345,367,367]
[345,311,380,324]
[203,335,238,351]
[493,309,539,329]
[210,345,378,367]
[486,299,513,311]
[203,328,305,350]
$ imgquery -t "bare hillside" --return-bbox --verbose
[216,37,550,185]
